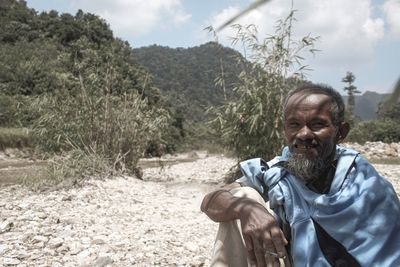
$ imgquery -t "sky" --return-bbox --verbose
[25,0,400,95]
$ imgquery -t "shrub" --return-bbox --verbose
[0,127,30,150]
[208,11,318,161]
[29,89,169,174]
[347,119,400,144]
[0,95,37,127]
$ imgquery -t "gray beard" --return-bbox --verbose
[284,154,328,183]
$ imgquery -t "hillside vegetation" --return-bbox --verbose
[0,0,183,185]
[1,1,399,187]
[133,43,245,122]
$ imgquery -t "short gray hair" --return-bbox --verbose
[284,84,346,126]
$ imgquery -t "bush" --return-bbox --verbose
[0,127,30,150]
[347,119,400,144]
[208,11,318,161]
[21,149,115,189]
[29,89,170,176]
[0,95,37,127]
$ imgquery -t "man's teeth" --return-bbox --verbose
[295,144,315,149]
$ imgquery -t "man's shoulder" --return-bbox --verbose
[336,145,359,156]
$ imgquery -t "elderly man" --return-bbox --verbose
[201,84,400,267]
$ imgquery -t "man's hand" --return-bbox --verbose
[201,184,289,266]
[238,200,288,267]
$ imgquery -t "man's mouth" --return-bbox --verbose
[294,143,318,149]
[291,140,320,155]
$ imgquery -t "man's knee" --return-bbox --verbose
[230,186,266,205]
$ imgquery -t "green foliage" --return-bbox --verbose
[341,71,360,125]
[21,149,116,190]
[347,92,400,144]
[29,53,170,172]
[0,1,182,185]
[347,119,400,144]
[208,11,318,161]
[0,94,42,128]
[0,40,68,95]
[378,101,400,122]
[133,42,245,122]
[0,127,30,149]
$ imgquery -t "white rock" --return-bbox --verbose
[32,235,49,243]
[0,244,9,255]
[76,249,91,260]
[2,257,21,266]
[184,241,199,252]
[0,220,13,233]
[93,256,114,267]
[48,237,63,249]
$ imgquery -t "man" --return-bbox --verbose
[201,84,400,267]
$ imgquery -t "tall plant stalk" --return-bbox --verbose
[209,10,318,161]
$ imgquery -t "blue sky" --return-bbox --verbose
[26,0,400,94]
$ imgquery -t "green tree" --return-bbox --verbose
[342,71,360,124]
[209,11,318,161]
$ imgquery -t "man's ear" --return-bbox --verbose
[336,122,350,143]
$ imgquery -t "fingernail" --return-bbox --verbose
[277,252,286,259]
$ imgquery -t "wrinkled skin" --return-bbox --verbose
[284,92,348,162]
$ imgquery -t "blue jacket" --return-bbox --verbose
[237,146,400,267]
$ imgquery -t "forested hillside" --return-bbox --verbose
[0,0,159,100]
[0,0,184,183]
[343,91,390,121]
[133,43,246,121]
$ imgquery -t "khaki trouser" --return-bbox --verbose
[210,187,292,267]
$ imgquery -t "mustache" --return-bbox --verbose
[291,139,319,148]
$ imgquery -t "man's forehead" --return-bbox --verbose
[286,92,332,108]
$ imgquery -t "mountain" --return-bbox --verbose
[133,42,246,122]
[343,91,390,121]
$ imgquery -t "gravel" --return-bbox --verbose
[0,148,398,266]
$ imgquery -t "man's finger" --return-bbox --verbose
[270,227,288,258]
[253,238,266,267]
[260,230,280,267]
[264,251,281,267]
[243,235,257,264]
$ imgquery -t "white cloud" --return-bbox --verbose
[207,0,385,69]
[70,0,191,38]
[382,0,400,37]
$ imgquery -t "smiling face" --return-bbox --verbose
[284,92,339,162]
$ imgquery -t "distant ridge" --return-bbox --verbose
[343,91,390,121]
[134,43,388,122]
[133,42,246,122]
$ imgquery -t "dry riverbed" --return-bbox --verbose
[0,149,399,266]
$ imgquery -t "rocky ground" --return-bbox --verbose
[0,145,399,267]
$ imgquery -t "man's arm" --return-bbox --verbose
[201,183,289,265]
[200,182,242,222]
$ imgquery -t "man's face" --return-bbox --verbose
[284,92,339,175]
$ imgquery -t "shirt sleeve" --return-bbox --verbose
[235,157,273,197]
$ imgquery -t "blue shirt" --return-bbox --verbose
[237,145,400,267]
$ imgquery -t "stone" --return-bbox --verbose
[0,244,9,255]
[385,148,397,157]
[94,256,114,267]
[2,257,21,266]
[32,235,49,244]
[0,220,13,233]
[184,241,199,252]
[0,145,398,266]
[48,237,63,249]
[76,249,91,260]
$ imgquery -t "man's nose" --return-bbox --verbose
[296,125,313,140]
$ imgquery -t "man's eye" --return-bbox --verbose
[310,122,325,129]
[288,122,300,128]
